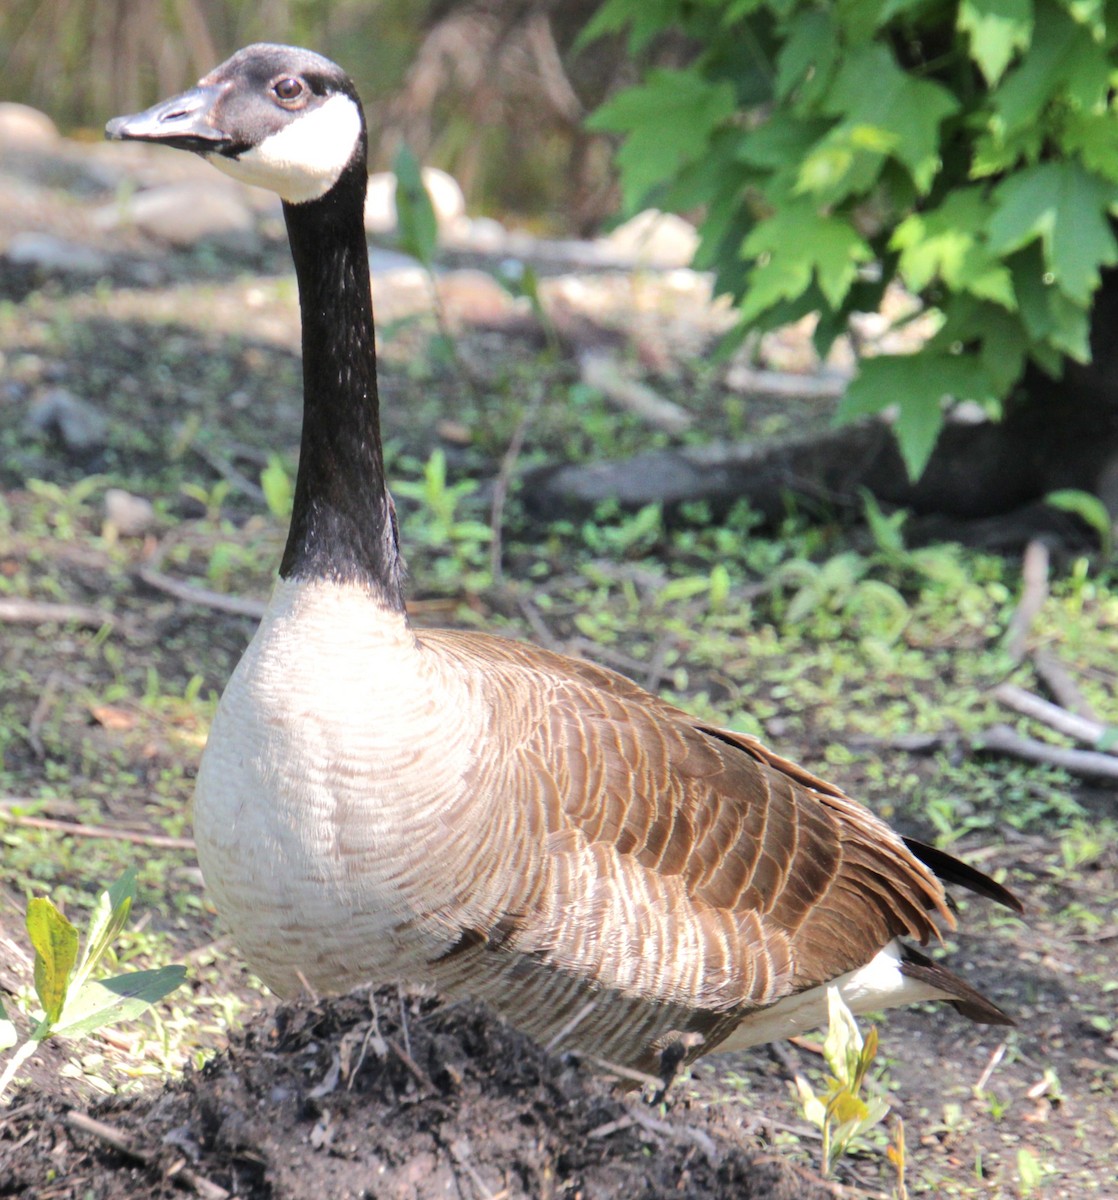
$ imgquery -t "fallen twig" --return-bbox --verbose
[66,1111,229,1200]
[386,1036,436,1095]
[137,563,268,620]
[0,597,120,631]
[0,809,195,851]
[1032,648,1102,723]
[627,1106,720,1159]
[190,440,265,503]
[586,1055,663,1093]
[67,1111,149,1161]
[973,724,1118,781]
[578,349,694,435]
[993,683,1116,753]
[1004,540,1049,663]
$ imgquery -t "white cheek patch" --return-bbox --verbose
[207,92,363,204]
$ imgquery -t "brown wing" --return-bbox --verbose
[421,629,958,1016]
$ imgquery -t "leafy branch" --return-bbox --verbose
[586,0,1118,479]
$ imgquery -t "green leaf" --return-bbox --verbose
[739,203,871,321]
[1044,489,1114,557]
[393,145,438,268]
[821,44,959,194]
[51,966,187,1040]
[71,870,135,997]
[774,9,836,102]
[1062,111,1118,183]
[588,69,737,211]
[1009,244,1093,360]
[577,0,686,54]
[988,162,1118,304]
[861,489,908,555]
[891,189,1015,308]
[994,4,1104,131]
[958,0,1034,86]
[840,353,997,480]
[794,1072,828,1128]
[26,898,79,1027]
[260,455,294,520]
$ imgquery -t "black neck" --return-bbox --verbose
[278,164,405,610]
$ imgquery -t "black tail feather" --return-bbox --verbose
[900,944,1016,1026]
[903,837,1025,915]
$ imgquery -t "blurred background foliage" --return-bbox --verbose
[0,0,634,229]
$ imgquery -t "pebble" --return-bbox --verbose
[104,488,156,537]
[24,388,109,453]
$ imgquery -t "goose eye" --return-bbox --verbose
[273,77,304,103]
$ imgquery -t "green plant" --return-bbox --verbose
[0,870,186,1103]
[394,449,493,592]
[260,454,294,520]
[791,988,892,1178]
[586,0,1118,478]
[1045,488,1115,559]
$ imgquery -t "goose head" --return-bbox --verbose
[105,43,366,206]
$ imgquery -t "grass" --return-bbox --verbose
[1,260,1117,1192]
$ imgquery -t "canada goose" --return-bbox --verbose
[107,44,1021,1077]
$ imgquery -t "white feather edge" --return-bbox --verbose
[716,940,951,1053]
[206,92,362,204]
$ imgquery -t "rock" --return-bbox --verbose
[368,246,426,276]
[99,182,257,249]
[0,103,60,149]
[104,488,156,537]
[6,232,110,276]
[364,167,467,236]
[24,388,109,453]
[599,210,698,269]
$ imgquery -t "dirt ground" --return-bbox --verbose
[1,989,849,1200]
[2,120,1117,1200]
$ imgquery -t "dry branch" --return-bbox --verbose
[0,807,195,850]
[1032,648,1102,723]
[994,683,1116,753]
[1004,540,1049,663]
[66,1111,230,1200]
[0,597,121,631]
[973,724,1118,781]
[137,563,267,620]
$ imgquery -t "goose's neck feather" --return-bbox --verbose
[279,165,405,611]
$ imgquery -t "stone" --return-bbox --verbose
[99,182,256,249]
[0,103,59,149]
[6,232,110,276]
[364,167,467,236]
[24,388,109,453]
[104,488,156,537]
[599,210,699,269]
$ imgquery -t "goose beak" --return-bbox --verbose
[105,85,232,153]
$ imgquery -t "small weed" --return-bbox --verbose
[0,871,186,1102]
[394,449,492,594]
[791,989,893,1179]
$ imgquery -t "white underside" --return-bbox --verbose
[207,92,362,204]
[717,940,949,1052]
